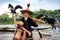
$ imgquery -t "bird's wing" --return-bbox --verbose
[15,5,23,10]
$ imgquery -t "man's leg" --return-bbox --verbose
[22,31,26,40]
[13,29,22,40]
[26,30,32,40]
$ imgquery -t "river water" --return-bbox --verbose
[0,25,60,40]
[0,32,14,40]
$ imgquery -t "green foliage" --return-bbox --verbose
[0,13,14,24]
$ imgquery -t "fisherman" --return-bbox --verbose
[19,3,38,40]
[14,3,43,40]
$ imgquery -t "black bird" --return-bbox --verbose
[8,4,23,14]
[36,14,58,30]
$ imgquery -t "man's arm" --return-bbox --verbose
[17,21,31,36]
[20,27,31,36]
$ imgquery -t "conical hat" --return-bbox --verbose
[20,3,33,15]
[20,8,33,15]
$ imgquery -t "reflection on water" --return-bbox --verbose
[0,32,14,40]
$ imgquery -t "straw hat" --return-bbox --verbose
[20,3,33,15]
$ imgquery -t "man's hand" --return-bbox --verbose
[28,31,31,37]
[17,21,24,27]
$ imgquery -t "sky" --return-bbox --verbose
[0,0,60,16]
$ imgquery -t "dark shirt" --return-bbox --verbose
[19,17,38,31]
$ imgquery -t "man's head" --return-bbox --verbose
[20,9,33,18]
[23,12,30,17]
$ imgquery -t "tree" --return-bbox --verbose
[0,13,9,24]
